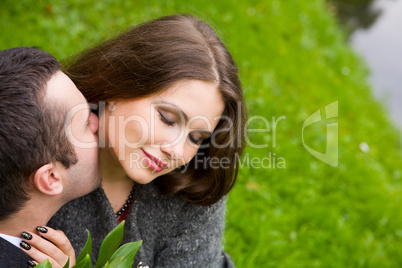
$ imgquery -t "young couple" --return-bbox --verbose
[0,14,246,268]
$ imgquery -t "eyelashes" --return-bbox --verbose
[157,110,202,145]
[188,135,202,145]
[158,110,175,126]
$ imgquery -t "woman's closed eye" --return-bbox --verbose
[158,109,205,145]
[158,110,175,126]
[188,134,202,145]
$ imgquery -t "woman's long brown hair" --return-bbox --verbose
[64,14,247,206]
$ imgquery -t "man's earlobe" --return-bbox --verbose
[33,163,64,196]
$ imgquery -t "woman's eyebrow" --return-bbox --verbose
[198,130,212,138]
[155,100,189,122]
[155,99,213,135]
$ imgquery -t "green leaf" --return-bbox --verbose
[77,229,92,264]
[109,241,142,268]
[108,256,124,268]
[103,261,110,268]
[74,254,92,268]
[63,257,70,268]
[36,260,52,268]
[94,221,125,268]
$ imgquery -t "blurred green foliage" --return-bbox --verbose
[1,0,402,267]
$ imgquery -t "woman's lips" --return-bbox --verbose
[141,149,168,172]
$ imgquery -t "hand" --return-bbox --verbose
[20,226,76,268]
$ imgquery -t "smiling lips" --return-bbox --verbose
[141,149,168,172]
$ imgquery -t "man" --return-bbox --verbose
[0,47,101,267]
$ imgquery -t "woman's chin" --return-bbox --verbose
[126,167,167,184]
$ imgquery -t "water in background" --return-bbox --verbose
[330,0,402,127]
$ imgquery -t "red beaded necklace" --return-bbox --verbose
[115,184,136,222]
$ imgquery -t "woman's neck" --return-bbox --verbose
[100,148,135,213]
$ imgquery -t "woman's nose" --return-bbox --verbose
[160,137,186,161]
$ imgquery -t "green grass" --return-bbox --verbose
[2,0,402,267]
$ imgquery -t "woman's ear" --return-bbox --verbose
[33,163,64,196]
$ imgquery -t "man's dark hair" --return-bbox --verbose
[0,47,78,220]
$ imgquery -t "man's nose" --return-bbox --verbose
[89,112,99,134]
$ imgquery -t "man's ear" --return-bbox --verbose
[33,163,64,196]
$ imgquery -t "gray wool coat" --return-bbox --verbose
[48,181,234,268]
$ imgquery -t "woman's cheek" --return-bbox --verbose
[152,121,178,145]
[123,120,148,145]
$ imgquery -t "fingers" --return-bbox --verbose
[20,237,63,268]
[36,226,75,261]
[27,260,38,267]
[20,227,75,268]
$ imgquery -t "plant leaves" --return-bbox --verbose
[108,256,124,268]
[94,221,125,268]
[109,241,142,268]
[36,260,52,268]
[77,229,92,264]
[63,257,70,268]
[74,254,92,268]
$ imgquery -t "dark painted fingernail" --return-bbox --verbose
[20,241,31,250]
[36,226,48,233]
[27,260,36,267]
[21,232,32,240]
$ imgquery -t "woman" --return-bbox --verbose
[49,14,246,268]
